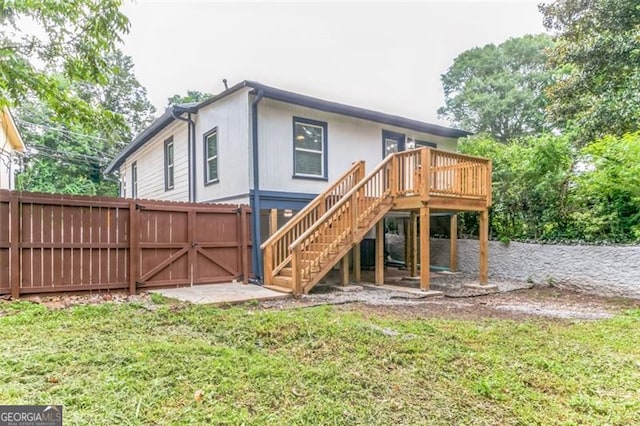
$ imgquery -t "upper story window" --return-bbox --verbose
[164,137,174,190]
[415,140,437,149]
[131,161,138,198]
[293,117,327,179]
[203,128,218,185]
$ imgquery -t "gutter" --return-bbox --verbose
[251,90,265,281]
[172,107,197,202]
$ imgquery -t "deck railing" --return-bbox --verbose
[429,150,492,201]
[261,161,365,284]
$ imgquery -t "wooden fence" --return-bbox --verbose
[0,190,251,298]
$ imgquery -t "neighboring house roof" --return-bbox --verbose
[1,107,25,152]
[105,81,471,174]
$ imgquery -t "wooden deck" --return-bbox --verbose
[262,147,492,295]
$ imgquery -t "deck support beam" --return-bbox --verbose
[479,209,489,284]
[410,211,418,277]
[420,206,430,291]
[341,252,350,285]
[450,213,457,272]
[375,219,384,285]
[353,243,361,283]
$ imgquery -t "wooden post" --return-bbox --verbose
[375,219,384,285]
[410,211,418,277]
[240,205,249,284]
[450,213,457,272]
[269,209,278,236]
[420,206,430,291]
[263,245,273,286]
[390,155,398,196]
[291,246,301,295]
[420,148,432,202]
[403,217,409,271]
[9,192,20,299]
[353,242,361,283]
[188,209,196,287]
[341,252,350,285]
[479,209,489,284]
[128,201,139,295]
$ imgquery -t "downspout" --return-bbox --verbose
[172,109,197,202]
[251,90,265,281]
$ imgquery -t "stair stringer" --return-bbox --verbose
[300,198,394,294]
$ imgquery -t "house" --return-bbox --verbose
[0,107,25,190]
[106,81,491,293]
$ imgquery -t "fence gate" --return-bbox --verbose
[135,202,251,288]
[0,190,251,297]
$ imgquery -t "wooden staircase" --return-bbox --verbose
[261,147,492,295]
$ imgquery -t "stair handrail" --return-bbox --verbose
[261,160,365,284]
[260,160,365,250]
[289,153,396,252]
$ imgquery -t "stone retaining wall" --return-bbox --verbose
[387,234,640,298]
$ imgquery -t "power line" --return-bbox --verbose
[15,118,129,147]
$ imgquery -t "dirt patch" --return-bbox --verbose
[261,270,640,321]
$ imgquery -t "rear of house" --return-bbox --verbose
[105,81,471,279]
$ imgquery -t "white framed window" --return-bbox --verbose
[164,137,174,190]
[293,117,327,179]
[203,128,218,184]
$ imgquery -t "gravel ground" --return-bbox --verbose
[260,269,640,321]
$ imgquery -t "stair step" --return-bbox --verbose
[264,285,293,294]
[280,267,292,277]
[272,275,293,287]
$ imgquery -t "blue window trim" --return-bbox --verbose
[203,127,219,186]
[131,161,137,199]
[292,116,328,181]
[381,129,406,158]
[163,136,174,191]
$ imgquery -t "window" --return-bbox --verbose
[415,140,437,149]
[293,117,327,179]
[203,128,218,184]
[164,137,174,190]
[131,161,138,198]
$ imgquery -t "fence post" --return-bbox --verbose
[128,201,139,295]
[10,191,20,299]
[240,205,249,284]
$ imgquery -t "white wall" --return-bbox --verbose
[120,120,190,201]
[195,88,251,203]
[257,98,458,194]
[0,127,17,190]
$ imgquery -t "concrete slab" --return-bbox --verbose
[360,283,443,298]
[149,283,291,305]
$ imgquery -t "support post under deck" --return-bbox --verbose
[375,219,384,285]
[420,206,430,291]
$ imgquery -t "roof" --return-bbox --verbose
[105,81,471,174]
[1,107,25,151]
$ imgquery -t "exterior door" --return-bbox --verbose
[382,130,406,158]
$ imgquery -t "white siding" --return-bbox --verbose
[195,88,251,203]
[257,98,459,194]
[119,120,190,201]
[0,128,17,190]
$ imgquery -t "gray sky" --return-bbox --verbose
[121,1,547,127]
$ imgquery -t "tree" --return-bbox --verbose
[569,132,640,242]
[0,0,129,132]
[438,34,554,142]
[458,134,574,241]
[540,0,640,144]
[15,52,157,196]
[167,90,213,107]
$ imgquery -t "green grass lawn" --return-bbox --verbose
[0,299,639,425]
